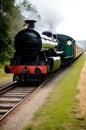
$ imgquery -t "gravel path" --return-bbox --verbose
[0,70,68,130]
[75,61,86,119]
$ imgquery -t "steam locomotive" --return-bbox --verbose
[4,20,83,83]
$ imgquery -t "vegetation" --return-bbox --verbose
[0,0,21,64]
[0,0,39,65]
[24,53,86,130]
[0,67,13,82]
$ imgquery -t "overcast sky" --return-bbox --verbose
[16,0,86,40]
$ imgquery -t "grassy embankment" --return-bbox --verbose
[0,64,13,83]
[24,53,86,130]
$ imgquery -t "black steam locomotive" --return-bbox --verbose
[4,20,83,83]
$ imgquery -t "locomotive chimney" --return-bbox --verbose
[24,20,36,29]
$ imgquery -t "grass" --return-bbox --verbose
[0,63,13,82]
[24,53,86,130]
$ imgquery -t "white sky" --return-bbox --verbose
[16,0,86,40]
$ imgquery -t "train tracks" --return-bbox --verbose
[0,82,42,122]
[0,66,70,123]
[0,81,17,94]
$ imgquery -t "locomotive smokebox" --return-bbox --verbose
[14,20,42,57]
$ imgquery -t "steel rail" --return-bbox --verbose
[0,81,17,94]
[0,83,44,122]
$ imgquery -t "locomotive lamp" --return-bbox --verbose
[23,20,36,29]
[67,40,72,45]
[23,23,29,29]
[35,68,41,75]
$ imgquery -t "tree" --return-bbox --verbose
[0,0,23,64]
[0,11,12,63]
[0,0,40,64]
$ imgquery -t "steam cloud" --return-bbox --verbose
[23,0,64,33]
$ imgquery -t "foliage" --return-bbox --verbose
[0,1,20,64]
[0,0,38,65]
[20,0,32,11]
[0,12,12,64]
[0,67,13,81]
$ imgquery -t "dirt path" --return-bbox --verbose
[75,61,86,119]
[0,70,67,130]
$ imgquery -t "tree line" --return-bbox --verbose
[0,0,38,65]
